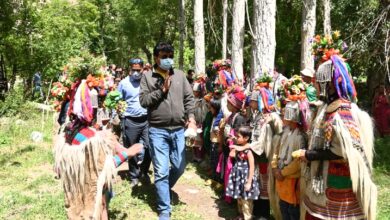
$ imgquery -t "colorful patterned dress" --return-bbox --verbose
[226,150,260,200]
[303,99,377,220]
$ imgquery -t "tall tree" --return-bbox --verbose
[252,0,276,78]
[222,0,228,60]
[178,0,186,70]
[194,0,205,74]
[323,0,331,35]
[231,0,245,82]
[300,0,317,69]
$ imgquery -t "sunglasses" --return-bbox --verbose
[129,58,144,65]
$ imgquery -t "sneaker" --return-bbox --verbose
[130,179,139,188]
[158,213,170,220]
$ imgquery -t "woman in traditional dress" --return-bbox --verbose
[296,40,377,219]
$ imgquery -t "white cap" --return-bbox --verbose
[300,67,315,78]
[193,82,201,91]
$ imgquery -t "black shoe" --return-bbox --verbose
[141,174,152,185]
[170,189,179,205]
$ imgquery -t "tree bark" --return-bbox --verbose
[323,0,331,35]
[194,0,206,74]
[300,0,317,70]
[252,0,276,78]
[231,0,245,83]
[178,0,186,70]
[222,0,228,60]
[141,45,152,65]
[10,63,17,91]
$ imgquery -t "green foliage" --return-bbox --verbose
[373,137,390,219]
[0,87,35,118]
[32,0,101,78]
[256,74,273,84]
[0,0,387,105]
[66,50,107,80]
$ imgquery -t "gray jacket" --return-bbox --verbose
[139,68,195,129]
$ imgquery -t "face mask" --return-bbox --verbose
[159,58,174,71]
[131,71,142,80]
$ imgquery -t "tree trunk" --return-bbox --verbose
[222,0,228,60]
[252,0,276,78]
[141,45,152,65]
[178,0,186,70]
[194,0,206,74]
[0,54,7,95]
[300,0,317,70]
[231,0,245,83]
[323,0,331,35]
[10,63,17,91]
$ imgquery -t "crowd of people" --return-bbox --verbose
[52,37,379,220]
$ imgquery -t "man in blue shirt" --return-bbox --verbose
[118,58,151,187]
[33,71,44,99]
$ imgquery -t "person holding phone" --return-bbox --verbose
[139,42,196,220]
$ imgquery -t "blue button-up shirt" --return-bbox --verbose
[117,76,147,117]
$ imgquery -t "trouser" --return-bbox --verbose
[122,116,151,180]
[238,198,253,220]
[253,199,270,219]
[149,127,186,214]
[32,85,44,99]
[210,142,221,182]
[279,199,300,220]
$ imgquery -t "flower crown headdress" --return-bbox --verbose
[311,31,348,63]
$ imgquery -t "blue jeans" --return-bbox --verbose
[149,127,186,214]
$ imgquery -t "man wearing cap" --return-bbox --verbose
[139,42,196,220]
[118,58,151,187]
[300,67,318,104]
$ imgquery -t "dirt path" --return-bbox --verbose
[115,158,237,220]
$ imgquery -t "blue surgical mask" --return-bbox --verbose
[131,71,142,80]
[159,58,174,71]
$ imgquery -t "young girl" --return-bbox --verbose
[226,126,260,220]
[208,98,224,182]
[219,89,247,203]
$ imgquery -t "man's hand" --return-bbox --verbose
[187,118,197,130]
[162,76,172,93]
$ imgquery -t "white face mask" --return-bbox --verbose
[131,71,142,80]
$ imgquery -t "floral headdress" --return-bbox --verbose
[255,74,273,89]
[278,75,306,102]
[313,32,357,102]
[280,75,311,131]
[50,52,109,112]
[311,31,348,63]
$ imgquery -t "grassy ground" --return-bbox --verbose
[0,112,389,219]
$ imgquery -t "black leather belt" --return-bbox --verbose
[125,115,148,123]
